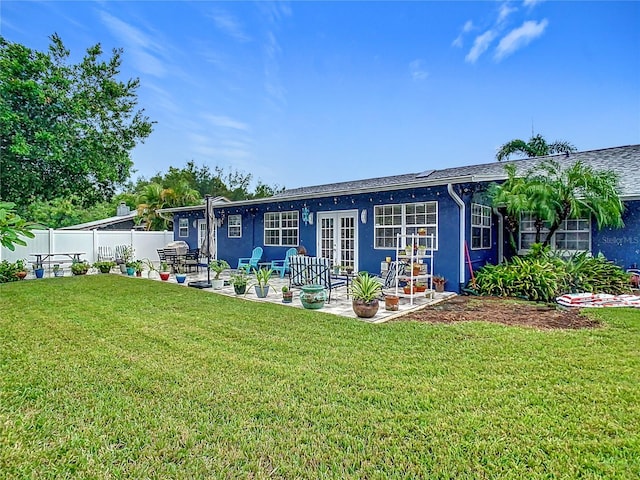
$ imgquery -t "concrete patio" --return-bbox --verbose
[159,269,456,323]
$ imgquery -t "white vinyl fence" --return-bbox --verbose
[0,229,174,268]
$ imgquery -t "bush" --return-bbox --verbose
[0,260,19,283]
[473,248,631,303]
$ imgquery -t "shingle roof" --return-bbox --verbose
[273,144,640,200]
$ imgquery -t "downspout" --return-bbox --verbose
[493,208,504,264]
[447,184,466,291]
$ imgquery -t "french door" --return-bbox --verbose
[316,210,358,271]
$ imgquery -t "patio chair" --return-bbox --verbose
[97,246,114,262]
[184,248,201,272]
[270,247,297,278]
[237,247,263,272]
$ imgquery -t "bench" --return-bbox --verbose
[288,255,347,302]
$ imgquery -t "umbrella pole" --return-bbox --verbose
[189,194,213,289]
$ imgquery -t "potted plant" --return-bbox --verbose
[350,272,382,318]
[33,262,45,279]
[230,270,248,295]
[93,260,115,274]
[282,285,293,303]
[125,261,136,276]
[433,275,446,293]
[71,261,89,276]
[52,263,64,277]
[119,245,134,274]
[415,281,427,293]
[133,260,144,277]
[15,259,28,280]
[144,259,158,279]
[159,261,170,281]
[174,263,187,284]
[403,283,416,295]
[253,267,273,298]
[300,284,326,309]
[384,294,399,311]
[209,259,230,289]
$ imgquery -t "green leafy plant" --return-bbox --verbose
[0,259,19,283]
[350,272,382,303]
[93,261,116,273]
[71,261,90,275]
[0,202,37,251]
[230,270,248,287]
[209,259,230,279]
[160,261,169,273]
[282,285,289,293]
[15,259,27,272]
[253,268,273,288]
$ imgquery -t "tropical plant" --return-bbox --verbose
[15,259,27,272]
[160,261,169,273]
[209,259,230,280]
[0,259,19,283]
[136,181,200,231]
[230,270,248,287]
[496,134,576,162]
[350,272,382,303]
[253,268,274,288]
[490,160,624,248]
[433,275,446,285]
[0,202,36,251]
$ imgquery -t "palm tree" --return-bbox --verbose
[490,160,624,248]
[496,134,577,162]
[136,182,170,231]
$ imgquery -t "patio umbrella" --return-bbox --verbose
[189,195,213,289]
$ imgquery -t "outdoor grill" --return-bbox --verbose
[165,240,189,255]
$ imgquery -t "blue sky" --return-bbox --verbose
[2,1,639,190]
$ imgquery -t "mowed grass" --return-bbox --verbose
[1,275,639,479]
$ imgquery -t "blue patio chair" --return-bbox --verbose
[237,247,263,272]
[270,247,297,278]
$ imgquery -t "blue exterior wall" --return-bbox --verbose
[594,199,640,270]
[172,185,471,291]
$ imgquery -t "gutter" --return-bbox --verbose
[447,184,466,291]
[493,208,504,264]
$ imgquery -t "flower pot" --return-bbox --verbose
[136,271,142,277]
[16,271,27,280]
[384,295,399,311]
[282,292,293,303]
[435,283,445,293]
[300,284,326,309]
[403,285,415,295]
[120,264,127,274]
[234,284,247,295]
[160,272,170,281]
[255,285,270,298]
[415,285,427,293]
[34,268,45,279]
[98,266,111,274]
[212,278,224,289]
[176,274,187,284]
[126,267,135,276]
[352,299,379,318]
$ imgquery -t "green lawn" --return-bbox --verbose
[1,275,639,479]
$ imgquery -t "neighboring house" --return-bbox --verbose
[160,145,640,292]
[59,203,141,231]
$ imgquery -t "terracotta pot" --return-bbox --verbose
[352,299,379,318]
[384,295,399,311]
[16,271,28,280]
[403,285,415,295]
[415,285,427,292]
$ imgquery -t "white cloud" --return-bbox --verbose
[498,3,517,24]
[203,114,250,132]
[495,19,549,60]
[209,10,250,42]
[409,60,429,81]
[465,30,497,63]
[452,20,474,48]
[100,11,168,77]
[524,0,544,7]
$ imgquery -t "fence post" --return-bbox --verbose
[92,229,99,264]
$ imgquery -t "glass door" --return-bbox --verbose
[316,210,358,271]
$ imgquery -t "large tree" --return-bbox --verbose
[490,160,624,248]
[496,134,577,162]
[0,34,154,214]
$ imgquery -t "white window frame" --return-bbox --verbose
[264,211,299,246]
[471,203,492,250]
[178,218,189,237]
[227,214,242,238]
[519,213,591,253]
[374,201,438,250]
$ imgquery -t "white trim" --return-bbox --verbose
[316,210,359,271]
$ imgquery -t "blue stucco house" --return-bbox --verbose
[160,144,640,292]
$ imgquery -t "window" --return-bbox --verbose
[178,218,189,237]
[519,213,590,252]
[471,204,492,249]
[228,215,242,238]
[264,211,299,246]
[374,202,438,250]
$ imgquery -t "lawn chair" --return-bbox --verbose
[237,247,263,272]
[270,247,297,278]
[97,246,114,262]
